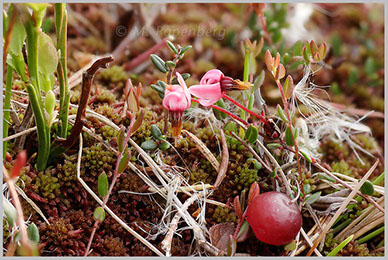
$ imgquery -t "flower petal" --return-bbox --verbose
[176,72,191,107]
[189,83,222,99]
[200,69,224,85]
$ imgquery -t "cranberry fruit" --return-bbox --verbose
[246,191,302,245]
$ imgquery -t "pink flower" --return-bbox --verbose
[189,69,251,106]
[162,72,191,137]
[163,72,191,112]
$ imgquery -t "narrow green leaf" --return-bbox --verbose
[247,158,262,170]
[27,223,40,244]
[300,148,312,163]
[319,173,336,183]
[284,240,297,251]
[360,180,374,196]
[150,54,167,73]
[248,94,255,110]
[304,191,321,205]
[117,126,126,153]
[131,108,145,135]
[151,84,165,99]
[93,207,106,222]
[118,149,130,174]
[166,40,177,54]
[97,172,109,198]
[285,126,294,146]
[3,198,17,228]
[9,23,26,55]
[277,104,288,123]
[251,70,265,93]
[267,143,281,149]
[327,235,354,256]
[180,45,192,54]
[270,169,277,178]
[44,90,56,118]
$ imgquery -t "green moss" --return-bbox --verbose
[212,206,237,224]
[98,65,128,87]
[82,143,116,177]
[331,160,352,176]
[35,169,61,199]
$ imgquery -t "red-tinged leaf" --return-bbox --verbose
[209,223,235,252]
[309,40,318,55]
[264,50,273,71]
[313,52,321,62]
[233,196,242,220]
[277,64,286,80]
[128,87,139,113]
[118,149,130,174]
[274,53,280,69]
[248,182,260,203]
[236,220,252,242]
[318,43,327,61]
[283,75,294,99]
[255,37,264,56]
[10,150,27,179]
[117,126,126,153]
[136,82,143,98]
[131,108,145,135]
[227,235,237,256]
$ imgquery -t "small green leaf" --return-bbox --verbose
[118,149,130,174]
[165,61,176,69]
[131,108,145,135]
[3,198,17,228]
[284,240,297,251]
[141,140,157,151]
[9,23,26,55]
[283,75,294,99]
[151,125,162,140]
[166,40,177,54]
[247,158,262,170]
[236,220,251,242]
[44,90,56,118]
[285,126,294,146]
[27,223,40,244]
[151,84,165,99]
[327,235,354,256]
[304,191,321,205]
[37,32,58,75]
[270,169,277,178]
[93,207,106,222]
[245,125,258,144]
[180,45,192,54]
[319,173,336,183]
[303,183,311,195]
[150,54,167,73]
[224,121,237,134]
[213,99,227,120]
[171,73,190,84]
[98,172,109,198]
[277,104,288,123]
[117,126,126,153]
[360,180,374,196]
[300,148,312,163]
[159,142,170,150]
[267,143,281,149]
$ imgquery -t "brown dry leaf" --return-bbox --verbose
[209,222,235,252]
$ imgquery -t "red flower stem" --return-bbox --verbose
[191,98,249,126]
[222,94,267,123]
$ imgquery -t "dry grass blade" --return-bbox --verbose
[306,160,379,256]
[214,129,228,187]
[182,129,220,172]
[335,196,384,241]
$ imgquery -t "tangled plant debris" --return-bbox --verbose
[2,3,385,257]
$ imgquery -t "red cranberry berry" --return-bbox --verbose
[246,191,302,245]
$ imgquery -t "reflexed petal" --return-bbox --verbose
[200,69,224,85]
[189,83,222,99]
[176,72,191,107]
